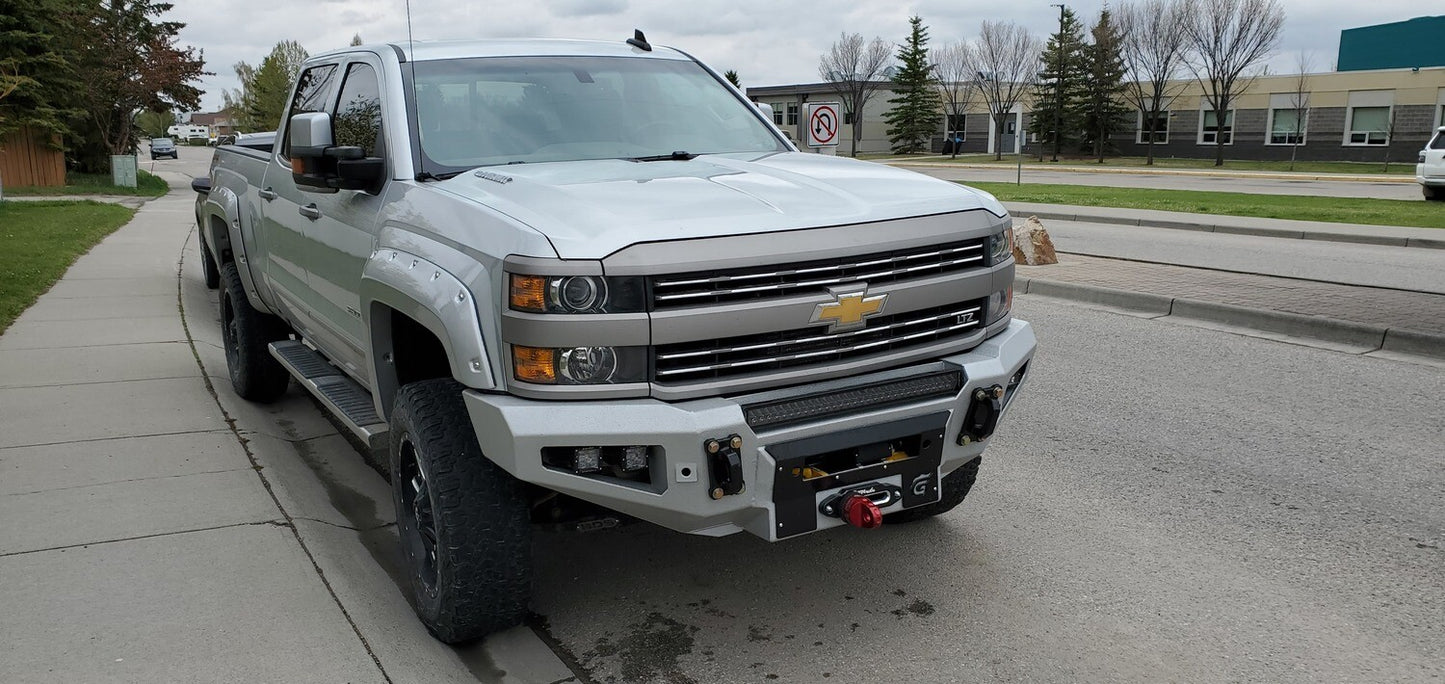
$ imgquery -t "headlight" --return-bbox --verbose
[512,345,647,384]
[509,274,646,314]
[987,226,1015,265]
[987,287,1013,323]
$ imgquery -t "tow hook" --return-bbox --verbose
[820,483,900,529]
[957,384,1004,445]
[705,434,745,499]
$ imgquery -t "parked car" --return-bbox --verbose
[149,137,178,160]
[194,35,1035,644]
[1418,126,1445,201]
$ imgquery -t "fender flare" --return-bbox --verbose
[361,248,495,418]
[200,185,272,313]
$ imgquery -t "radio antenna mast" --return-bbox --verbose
[405,0,423,180]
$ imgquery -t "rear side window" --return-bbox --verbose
[1431,132,1445,150]
[333,63,384,158]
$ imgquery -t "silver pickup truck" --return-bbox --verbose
[194,34,1035,643]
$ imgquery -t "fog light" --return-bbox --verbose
[620,445,649,471]
[572,446,602,474]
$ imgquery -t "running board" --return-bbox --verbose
[269,340,388,453]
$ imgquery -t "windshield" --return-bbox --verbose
[411,56,785,172]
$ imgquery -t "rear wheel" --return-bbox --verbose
[219,262,291,401]
[1425,185,1443,202]
[390,379,532,643]
[884,457,981,524]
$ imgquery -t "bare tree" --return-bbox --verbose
[819,33,893,157]
[965,21,1041,161]
[932,41,978,159]
[1183,0,1286,167]
[1284,51,1311,171]
[1118,0,1189,165]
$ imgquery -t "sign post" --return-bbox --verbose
[806,102,840,155]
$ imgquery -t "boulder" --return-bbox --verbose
[1011,216,1058,265]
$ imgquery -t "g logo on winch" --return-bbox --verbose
[910,472,933,496]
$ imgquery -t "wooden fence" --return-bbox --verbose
[0,127,65,187]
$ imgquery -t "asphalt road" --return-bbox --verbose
[1040,219,1445,294]
[532,296,1445,683]
[899,163,1423,201]
[144,140,213,179]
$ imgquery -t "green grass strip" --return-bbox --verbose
[0,200,138,334]
[4,170,169,198]
[962,181,1445,229]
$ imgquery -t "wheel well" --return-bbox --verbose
[208,215,233,265]
[373,305,454,416]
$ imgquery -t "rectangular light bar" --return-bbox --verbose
[742,371,964,430]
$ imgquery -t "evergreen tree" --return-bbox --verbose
[1080,9,1129,162]
[1028,7,1087,160]
[883,16,942,154]
[723,69,741,88]
[0,0,82,142]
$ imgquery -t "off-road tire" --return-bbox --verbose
[199,234,220,289]
[884,457,981,524]
[1425,185,1442,202]
[218,262,290,401]
[390,379,532,644]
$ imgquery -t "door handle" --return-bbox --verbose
[258,188,278,201]
[298,204,322,221]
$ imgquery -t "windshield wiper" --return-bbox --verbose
[629,151,697,162]
[415,170,463,182]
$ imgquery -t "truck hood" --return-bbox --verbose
[435,152,1006,260]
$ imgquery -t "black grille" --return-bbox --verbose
[651,239,987,309]
[654,299,988,383]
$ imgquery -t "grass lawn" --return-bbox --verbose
[4,169,168,197]
[964,181,1445,229]
[0,200,138,334]
[908,154,1416,175]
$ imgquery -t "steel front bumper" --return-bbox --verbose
[464,319,1036,541]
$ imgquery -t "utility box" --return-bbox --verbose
[111,154,137,188]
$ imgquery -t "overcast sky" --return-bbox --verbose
[170,0,1430,113]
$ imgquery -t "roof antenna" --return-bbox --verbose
[405,0,425,180]
[627,29,652,51]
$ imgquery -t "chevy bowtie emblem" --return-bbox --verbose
[811,285,887,333]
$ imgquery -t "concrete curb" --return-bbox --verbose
[1017,276,1445,361]
[1009,207,1445,251]
[886,159,1416,184]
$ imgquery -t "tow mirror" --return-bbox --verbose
[190,177,211,195]
[288,112,384,193]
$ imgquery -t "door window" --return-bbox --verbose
[333,62,384,158]
[282,64,338,156]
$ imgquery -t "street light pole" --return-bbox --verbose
[1050,3,1066,163]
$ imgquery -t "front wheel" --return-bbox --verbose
[390,379,532,643]
[885,457,981,524]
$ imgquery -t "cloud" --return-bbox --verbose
[168,0,1435,112]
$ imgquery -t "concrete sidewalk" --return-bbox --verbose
[1018,254,1445,363]
[1005,202,1445,250]
[0,181,575,683]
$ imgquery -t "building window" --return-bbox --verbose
[844,111,854,125]
[1268,108,1306,145]
[770,103,784,125]
[786,103,799,126]
[946,114,966,140]
[1346,106,1391,145]
[1137,110,1169,144]
[1198,109,1232,145]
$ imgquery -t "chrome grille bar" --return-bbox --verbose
[657,305,983,362]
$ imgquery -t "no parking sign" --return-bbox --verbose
[806,102,840,148]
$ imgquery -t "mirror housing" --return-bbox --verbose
[190,177,211,195]
[288,111,385,193]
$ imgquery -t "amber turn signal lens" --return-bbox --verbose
[512,345,556,383]
[509,274,547,312]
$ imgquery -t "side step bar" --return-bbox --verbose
[269,340,388,453]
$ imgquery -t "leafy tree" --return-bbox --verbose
[1028,7,1087,161]
[63,0,208,172]
[883,16,943,154]
[133,108,176,138]
[1080,8,1129,162]
[723,69,741,88]
[0,0,81,142]
[224,40,308,133]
